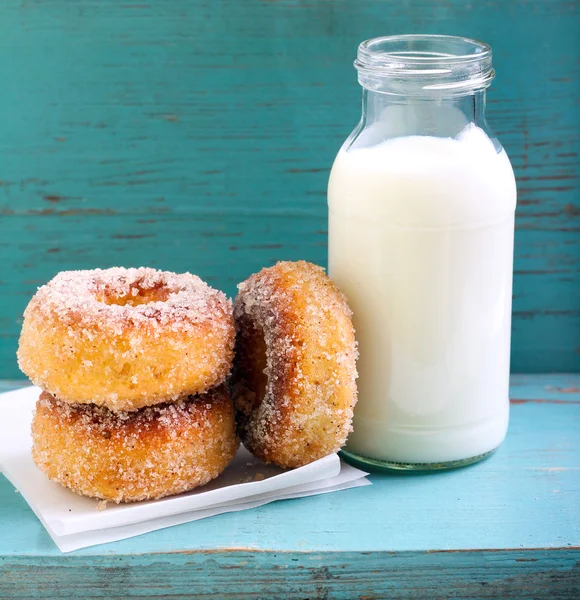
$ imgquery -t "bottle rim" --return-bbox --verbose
[355,34,495,94]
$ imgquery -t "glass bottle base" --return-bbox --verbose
[340,447,498,473]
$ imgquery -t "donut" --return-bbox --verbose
[231,260,358,468]
[31,386,239,503]
[18,267,234,412]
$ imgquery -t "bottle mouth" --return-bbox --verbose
[355,35,495,94]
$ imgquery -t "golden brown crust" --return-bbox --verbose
[17,267,235,411]
[31,386,239,503]
[231,261,358,468]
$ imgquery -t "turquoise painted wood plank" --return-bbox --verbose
[509,373,580,401]
[0,375,579,597]
[0,375,578,557]
[0,380,26,392]
[0,0,579,378]
[1,550,578,599]
[0,219,578,375]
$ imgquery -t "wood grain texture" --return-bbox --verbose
[1,550,579,599]
[0,0,579,377]
[0,375,579,597]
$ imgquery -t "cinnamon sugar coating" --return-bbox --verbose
[18,267,234,411]
[231,261,358,468]
[32,386,239,503]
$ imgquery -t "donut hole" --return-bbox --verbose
[234,318,268,414]
[249,327,268,406]
[100,283,171,307]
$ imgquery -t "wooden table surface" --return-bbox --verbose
[1,374,578,598]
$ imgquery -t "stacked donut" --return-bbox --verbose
[17,261,359,504]
[17,267,239,503]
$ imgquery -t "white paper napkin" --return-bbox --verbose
[0,386,370,552]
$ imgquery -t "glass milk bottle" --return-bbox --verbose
[328,35,517,471]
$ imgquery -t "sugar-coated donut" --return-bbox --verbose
[231,261,358,468]
[18,267,234,412]
[32,386,239,503]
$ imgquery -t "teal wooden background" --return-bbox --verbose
[0,0,578,377]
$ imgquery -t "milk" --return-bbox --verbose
[328,125,517,464]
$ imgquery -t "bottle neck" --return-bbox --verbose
[361,89,489,139]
